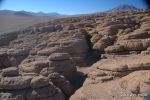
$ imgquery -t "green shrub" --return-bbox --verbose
[116,29,124,36]
[85,27,93,32]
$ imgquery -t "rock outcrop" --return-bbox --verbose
[70,55,150,100]
[0,73,65,100]
[48,53,77,79]
[0,9,150,100]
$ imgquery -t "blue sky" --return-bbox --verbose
[0,0,147,15]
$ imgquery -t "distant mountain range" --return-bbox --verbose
[0,10,68,33]
[0,4,140,17]
[0,4,141,33]
[108,4,139,12]
[0,10,66,17]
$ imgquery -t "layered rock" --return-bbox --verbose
[19,60,49,75]
[0,51,11,69]
[70,55,150,100]
[0,8,150,100]
[48,53,77,79]
[48,72,74,97]
[0,74,65,100]
[2,67,19,77]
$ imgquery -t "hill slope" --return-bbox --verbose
[108,4,139,12]
[0,10,65,33]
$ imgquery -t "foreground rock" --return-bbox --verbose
[0,75,65,100]
[0,9,150,100]
[2,67,19,77]
[48,72,74,97]
[70,55,150,100]
[48,53,77,79]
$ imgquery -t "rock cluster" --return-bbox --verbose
[71,55,150,100]
[88,10,150,55]
[0,9,150,100]
[48,53,77,79]
[0,66,65,100]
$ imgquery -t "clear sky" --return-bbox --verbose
[0,0,148,15]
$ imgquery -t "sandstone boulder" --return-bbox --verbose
[20,60,49,74]
[37,47,65,56]
[48,72,74,96]
[93,35,116,51]
[0,92,25,100]
[49,60,76,79]
[49,53,70,61]
[48,53,77,79]
[0,32,18,46]
[0,76,32,90]
[30,76,49,88]
[90,34,102,44]
[2,67,19,77]
[26,84,57,100]
[105,45,125,53]
[117,39,144,51]
[40,68,49,76]
[0,51,11,69]
[68,39,88,55]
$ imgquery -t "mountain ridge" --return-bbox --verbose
[108,4,139,12]
[0,10,66,17]
[0,4,141,17]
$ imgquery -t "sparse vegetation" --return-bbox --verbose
[116,29,124,36]
[85,27,93,33]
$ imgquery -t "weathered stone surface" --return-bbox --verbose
[2,67,19,77]
[48,72,74,96]
[71,55,150,100]
[20,60,49,74]
[68,38,88,54]
[0,76,32,90]
[93,35,116,51]
[0,8,150,100]
[30,76,49,88]
[105,45,125,53]
[49,53,70,61]
[0,51,11,69]
[0,92,25,100]
[40,68,49,76]
[90,34,102,44]
[0,31,18,46]
[35,88,65,100]
[26,84,57,100]
[49,60,77,78]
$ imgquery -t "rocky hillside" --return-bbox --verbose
[0,9,150,100]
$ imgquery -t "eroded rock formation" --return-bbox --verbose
[0,9,150,100]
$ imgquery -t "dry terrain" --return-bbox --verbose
[0,9,150,100]
[0,11,63,33]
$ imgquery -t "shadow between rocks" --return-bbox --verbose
[69,71,87,91]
